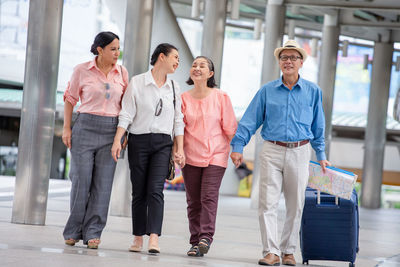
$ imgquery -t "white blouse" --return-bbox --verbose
[118,70,184,137]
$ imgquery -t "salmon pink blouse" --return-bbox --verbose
[181,89,237,168]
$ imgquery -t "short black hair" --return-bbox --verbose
[150,43,178,66]
[90,31,119,55]
[186,56,217,88]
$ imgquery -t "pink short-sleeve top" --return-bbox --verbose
[63,58,129,117]
[181,89,237,168]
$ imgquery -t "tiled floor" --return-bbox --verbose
[0,176,399,267]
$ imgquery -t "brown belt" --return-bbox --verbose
[268,140,309,148]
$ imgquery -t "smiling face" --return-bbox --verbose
[278,49,303,76]
[189,57,214,84]
[163,49,180,74]
[97,38,120,65]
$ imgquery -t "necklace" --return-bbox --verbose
[97,57,112,75]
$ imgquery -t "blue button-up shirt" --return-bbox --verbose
[231,76,326,161]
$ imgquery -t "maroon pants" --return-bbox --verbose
[182,164,226,245]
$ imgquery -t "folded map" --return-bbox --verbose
[308,161,357,200]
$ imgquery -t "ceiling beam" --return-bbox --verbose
[285,0,400,12]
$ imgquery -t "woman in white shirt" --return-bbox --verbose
[111,43,185,254]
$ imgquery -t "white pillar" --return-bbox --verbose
[110,0,154,217]
[362,42,393,209]
[251,0,286,208]
[201,0,227,85]
[318,12,340,159]
[12,0,63,225]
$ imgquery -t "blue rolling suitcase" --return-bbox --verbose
[300,188,359,267]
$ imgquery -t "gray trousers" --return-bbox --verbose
[63,113,118,244]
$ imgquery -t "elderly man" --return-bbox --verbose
[230,40,330,266]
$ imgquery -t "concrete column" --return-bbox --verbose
[251,0,286,208]
[260,0,285,85]
[109,0,154,217]
[11,0,63,225]
[288,20,295,40]
[361,42,393,209]
[150,0,194,91]
[318,13,340,159]
[201,0,227,85]
[123,0,154,76]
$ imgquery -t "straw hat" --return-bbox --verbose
[274,40,307,62]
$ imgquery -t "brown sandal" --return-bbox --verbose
[65,238,78,246]
[87,238,100,249]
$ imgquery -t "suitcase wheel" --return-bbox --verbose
[303,260,309,265]
[349,263,355,267]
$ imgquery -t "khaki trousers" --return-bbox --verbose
[258,141,311,256]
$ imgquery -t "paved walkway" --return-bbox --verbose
[0,176,399,267]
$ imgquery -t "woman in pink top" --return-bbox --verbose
[181,56,237,257]
[62,32,129,249]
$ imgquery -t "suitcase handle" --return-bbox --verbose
[315,190,339,206]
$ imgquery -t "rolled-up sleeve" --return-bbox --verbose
[173,82,185,136]
[63,67,81,106]
[118,77,136,130]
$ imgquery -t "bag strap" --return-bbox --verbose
[171,80,176,108]
[171,80,176,138]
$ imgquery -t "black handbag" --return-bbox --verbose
[166,80,176,181]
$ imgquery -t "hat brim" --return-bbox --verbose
[274,47,307,62]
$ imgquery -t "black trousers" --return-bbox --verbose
[128,133,173,236]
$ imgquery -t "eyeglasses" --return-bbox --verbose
[155,98,163,116]
[279,55,302,62]
[104,83,110,99]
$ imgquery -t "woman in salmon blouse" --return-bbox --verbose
[181,56,237,257]
[62,31,129,249]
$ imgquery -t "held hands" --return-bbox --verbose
[230,152,243,168]
[62,127,72,149]
[174,149,185,168]
[318,159,331,173]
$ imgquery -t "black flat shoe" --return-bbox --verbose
[198,238,210,255]
[187,245,203,257]
[148,244,160,254]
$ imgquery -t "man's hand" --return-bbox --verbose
[318,159,331,173]
[230,152,243,168]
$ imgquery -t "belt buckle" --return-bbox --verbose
[287,142,296,148]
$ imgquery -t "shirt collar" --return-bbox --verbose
[145,69,172,88]
[87,58,97,70]
[279,75,304,90]
[87,57,120,74]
